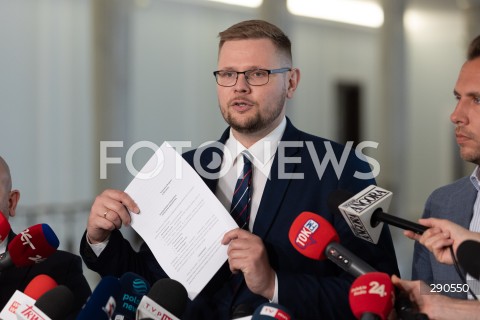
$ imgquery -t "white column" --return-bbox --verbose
[92,0,133,193]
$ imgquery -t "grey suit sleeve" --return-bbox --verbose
[412,193,434,283]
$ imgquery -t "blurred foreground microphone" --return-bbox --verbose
[0,223,60,271]
[113,272,151,320]
[35,285,74,319]
[16,285,75,320]
[232,304,254,319]
[0,211,11,243]
[394,290,429,320]
[136,278,188,320]
[77,275,122,320]
[457,239,480,280]
[24,274,58,300]
[251,302,291,320]
[0,274,56,320]
[349,272,394,320]
[330,186,427,244]
[288,211,375,277]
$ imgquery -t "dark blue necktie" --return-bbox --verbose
[230,152,253,230]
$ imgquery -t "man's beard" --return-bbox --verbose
[456,126,480,165]
[223,93,286,134]
[459,147,480,166]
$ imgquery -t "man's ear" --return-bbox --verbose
[8,189,20,218]
[286,68,300,99]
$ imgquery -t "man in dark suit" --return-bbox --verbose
[0,156,92,317]
[80,20,399,319]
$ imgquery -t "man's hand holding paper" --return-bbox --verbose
[124,142,238,300]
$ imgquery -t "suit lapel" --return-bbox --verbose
[193,128,230,193]
[451,179,477,228]
[253,119,302,238]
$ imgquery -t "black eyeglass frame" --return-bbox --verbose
[212,67,292,87]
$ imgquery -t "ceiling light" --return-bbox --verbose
[287,0,384,28]
[208,0,262,8]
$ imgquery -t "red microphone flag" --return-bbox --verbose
[24,274,58,300]
[7,224,59,267]
[349,272,394,320]
[0,212,11,243]
[288,211,339,260]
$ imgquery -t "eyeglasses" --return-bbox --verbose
[213,68,291,87]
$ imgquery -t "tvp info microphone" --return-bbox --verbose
[251,302,291,320]
[136,278,188,320]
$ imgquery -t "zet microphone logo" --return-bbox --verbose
[295,219,318,249]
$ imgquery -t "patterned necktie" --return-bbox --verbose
[230,152,253,229]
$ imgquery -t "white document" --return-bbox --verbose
[125,142,238,300]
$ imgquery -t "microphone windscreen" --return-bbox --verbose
[147,278,188,319]
[0,212,11,243]
[77,275,122,320]
[457,239,480,280]
[114,272,150,319]
[288,211,339,260]
[35,285,74,320]
[24,274,58,300]
[349,272,394,320]
[251,302,292,320]
[7,223,59,267]
[232,304,254,318]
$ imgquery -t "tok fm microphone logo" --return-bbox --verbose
[295,219,318,249]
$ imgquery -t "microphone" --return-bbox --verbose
[251,302,291,320]
[289,212,428,319]
[457,239,480,280]
[0,212,11,243]
[15,285,74,320]
[0,223,60,271]
[77,275,122,320]
[394,290,429,320]
[113,272,151,320]
[288,211,376,277]
[232,304,254,319]
[330,186,427,244]
[0,274,58,320]
[24,274,58,300]
[136,278,188,320]
[31,285,74,320]
[349,272,394,320]
[36,285,74,320]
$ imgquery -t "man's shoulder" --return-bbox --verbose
[429,176,472,198]
[42,249,82,265]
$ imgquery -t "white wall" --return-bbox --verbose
[0,0,93,207]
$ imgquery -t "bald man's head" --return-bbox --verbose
[0,156,12,194]
[0,156,19,219]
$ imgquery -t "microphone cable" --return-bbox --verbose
[449,245,478,300]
